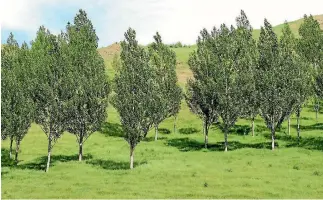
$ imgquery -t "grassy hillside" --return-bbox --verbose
[98,14,323,86]
[253,14,323,39]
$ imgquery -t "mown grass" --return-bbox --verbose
[2,98,323,198]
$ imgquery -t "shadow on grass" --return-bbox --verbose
[165,138,276,152]
[1,148,17,167]
[280,136,323,151]
[291,123,323,131]
[158,128,171,134]
[178,127,199,135]
[213,124,252,136]
[86,159,147,170]
[100,122,124,137]
[5,154,93,171]
[142,136,167,142]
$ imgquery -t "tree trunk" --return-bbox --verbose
[78,144,83,161]
[204,120,208,149]
[130,146,134,169]
[297,111,300,140]
[9,136,14,159]
[252,117,255,137]
[271,125,275,150]
[15,140,20,162]
[173,116,177,134]
[224,128,228,152]
[78,133,83,161]
[46,132,52,173]
[154,125,158,141]
[288,117,290,136]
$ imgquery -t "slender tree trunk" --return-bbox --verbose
[9,136,14,159]
[224,128,228,152]
[46,132,52,173]
[297,110,300,140]
[252,117,255,137]
[15,140,20,162]
[204,120,208,149]
[78,133,83,161]
[288,117,290,136]
[130,146,134,169]
[154,125,158,141]
[271,125,275,150]
[173,115,177,134]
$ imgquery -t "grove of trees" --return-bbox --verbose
[1,9,322,170]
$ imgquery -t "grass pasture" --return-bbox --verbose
[2,100,323,198]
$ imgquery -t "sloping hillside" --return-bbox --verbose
[253,14,323,39]
[98,14,323,86]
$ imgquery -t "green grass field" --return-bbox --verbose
[2,15,323,198]
[2,97,323,198]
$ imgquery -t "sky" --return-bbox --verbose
[1,0,323,47]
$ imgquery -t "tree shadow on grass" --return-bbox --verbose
[9,154,93,171]
[212,124,251,136]
[1,148,17,167]
[158,128,171,134]
[291,123,323,131]
[100,122,124,137]
[280,135,323,151]
[165,138,275,152]
[86,159,147,170]
[178,127,199,135]
[142,136,167,142]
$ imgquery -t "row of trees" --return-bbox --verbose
[186,11,322,151]
[1,9,182,170]
[2,10,110,172]
[2,9,322,170]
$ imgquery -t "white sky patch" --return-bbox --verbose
[1,0,323,46]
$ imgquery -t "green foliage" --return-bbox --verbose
[111,28,155,168]
[148,32,182,139]
[30,26,69,171]
[1,34,34,161]
[63,9,110,160]
[186,28,219,148]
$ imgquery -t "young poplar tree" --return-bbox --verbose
[148,32,182,140]
[279,23,313,139]
[1,33,20,158]
[298,15,323,121]
[1,35,34,161]
[186,28,219,149]
[30,26,67,172]
[256,19,292,150]
[64,10,110,161]
[112,28,155,169]
[234,10,259,137]
[212,24,253,152]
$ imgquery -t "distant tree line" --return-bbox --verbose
[1,9,322,170]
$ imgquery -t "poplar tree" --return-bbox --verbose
[64,10,110,161]
[148,32,182,140]
[234,10,259,137]
[112,28,155,169]
[30,26,67,172]
[1,33,20,158]
[298,15,323,121]
[279,23,312,139]
[256,19,291,150]
[1,35,34,161]
[186,28,219,149]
